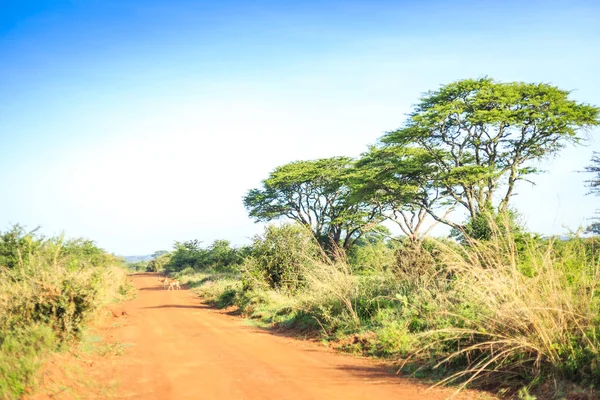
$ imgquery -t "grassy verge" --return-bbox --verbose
[176,223,600,399]
[0,229,135,400]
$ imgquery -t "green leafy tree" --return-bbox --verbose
[128,260,148,271]
[381,77,599,231]
[151,250,169,258]
[147,252,171,272]
[61,238,115,267]
[165,239,205,272]
[206,240,241,268]
[353,146,449,243]
[584,151,600,230]
[164,239,249,272]
[585,152,600,196]
[586,222,600,235]
[244,157,382,250]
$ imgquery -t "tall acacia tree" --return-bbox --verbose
[382,77,600,230]
[243,157,383,250]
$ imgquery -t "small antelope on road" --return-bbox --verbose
[168,280,181,291]
[158,276,170,289]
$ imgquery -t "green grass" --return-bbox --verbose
[0,325,56,399]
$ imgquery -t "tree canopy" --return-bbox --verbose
[163,239,248,273]
[585,152,600,197]
[243,157,382,249]
[353,146,443,242]
[244,78,599,244]
[380,77,599,230]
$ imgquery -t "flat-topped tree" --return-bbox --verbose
[243,157,383,250]
[382,77,600,231]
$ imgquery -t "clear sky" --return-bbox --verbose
[1,0,599,255]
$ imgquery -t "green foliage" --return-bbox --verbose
[452,207,523,242]
[60,238,116,268]
[0,325,56,400]
[353,146,439,242]
[147,252,170,272]
[164,239,249,273]
[243,223,324,292]
[178,266,196,276]
[186,219,600,397]
[346,227,399,272]
[584,151,600,197]
[0,225,132,399]
[380,77,600,230]
[586,222,600,235]
[152,250,169,258]
[244,157,383,250]
[126,260,148,272]
[178,77,600,398]
[0,224,41,269]
[584,152,600,226]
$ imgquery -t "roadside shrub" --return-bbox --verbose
[0,225,41,269]
[298,254,360,331]
[244,223,324,292]
[147,253,171,273]
[394,240,437,278]
[178,266,196,276]
[0,325,56,399]
[348,240,398,272]
[0,225,132,399]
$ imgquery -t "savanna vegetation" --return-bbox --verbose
[152,77,600,398]
[0,225,134,400]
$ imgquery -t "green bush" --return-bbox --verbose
[348,239,398,272]
[0,225,41,269]
[178,266,196,276]
[244,223,324,292]
[0,325,56,400]
[0,225,133,399]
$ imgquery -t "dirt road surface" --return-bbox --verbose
[34,273,486,399]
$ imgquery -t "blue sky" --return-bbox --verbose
[1,0,599,255]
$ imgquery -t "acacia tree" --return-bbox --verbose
[243,157,383,250]
[352,146,449,243]
[585,152,600,196]
[382,77,599,230]
[584,152,600,233]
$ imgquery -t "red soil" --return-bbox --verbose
[30,273,490,399]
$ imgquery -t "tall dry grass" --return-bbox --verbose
[414,221,600,392]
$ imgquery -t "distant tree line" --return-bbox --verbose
[140,240,251,274]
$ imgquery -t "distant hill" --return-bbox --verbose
[122,255,153,263]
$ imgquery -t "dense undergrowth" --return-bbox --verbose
[0,225,134,400]
[171,222,600,399]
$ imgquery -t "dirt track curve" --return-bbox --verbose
[35,273,485,399]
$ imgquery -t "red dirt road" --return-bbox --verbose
[36,273,487,399]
